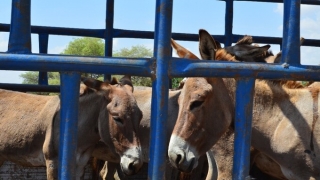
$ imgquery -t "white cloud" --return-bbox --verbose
[301,5,320,16]
[275,4,320,16]
[274,4,283,14]
[301,17,320,39]
[48,45,66,54]
[0,33,9,52]
[274,4,320,65]
[112,38,119,50]
[0,41,7,52]
[301,47,320,65]
[0,70,25,84]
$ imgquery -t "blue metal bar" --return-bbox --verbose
[38,33,49,85]
[0,53,153,77]
[8,0,31,53]
[281,0,301,65]
[58,72,81,180]
[224,0,234,46]
[169,58,320,81]
[3,53,320,81]
[148,0,173,179]
[221,0,320,5]
[104,0,114,81]
[2,23,320,47]
[0,83,60,92]
[0,23,105,38]
[232,78,255,180]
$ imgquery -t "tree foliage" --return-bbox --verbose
[20,37,183,89]
[113,45,153,87]
[20,72,60,85]
[113,45,152,58]
[20,37,156,87]
[61,37,104,56]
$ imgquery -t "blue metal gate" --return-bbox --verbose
[1,0,320,180]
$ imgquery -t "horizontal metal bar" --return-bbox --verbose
[169,58,320,81]
[0,23,104,38]
[233,34,320,47]
[0,83,60,92]
[1,23,320,47]
[0,53,153,77]
[219,0,320,5]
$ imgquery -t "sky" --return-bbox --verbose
[0,0,320,83]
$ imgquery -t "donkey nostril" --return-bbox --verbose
[176,154,182,165]
[187,158,195,172]
[128,162,135,172]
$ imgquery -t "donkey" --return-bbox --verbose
[168,29,320,180]
[0,77,143,179]
[171,34,286,180]
[93,85,211,179]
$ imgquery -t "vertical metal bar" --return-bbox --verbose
[232,78,255,180]
[281,0,301,65]
[8,0,31,53]
[104,0,114,81]
[38,33,49,85]
[58,72,81,180]
[148,0,173,179]
[169,47,173,89]
[224,0,233,46]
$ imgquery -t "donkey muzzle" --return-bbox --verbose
[120,147,143,175]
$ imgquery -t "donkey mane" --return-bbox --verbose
[215,49,237,62]
[215,44,308,90]
[236,35,253,45]
[79,76,130,97]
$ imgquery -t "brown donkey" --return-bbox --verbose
[0,77,143,179]
[168,29,320,180]
[170,32,286,180]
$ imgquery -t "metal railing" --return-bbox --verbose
[1,0,319,179]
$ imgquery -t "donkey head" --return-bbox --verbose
[168,32,235,172]
[168,30,274,173]
[82,77,143,175]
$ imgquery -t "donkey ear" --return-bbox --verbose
[171,38,199,59]
[300,37,305,45]
[226,44,271,62]
[199,29,221,60]
[81,77,104,91]
[271,37,304,64]
[119,75,134,92]
[110,77,119,85]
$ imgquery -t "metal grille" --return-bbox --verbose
[1,0,320,179]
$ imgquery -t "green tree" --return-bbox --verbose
[61,37,104,56]
[20,37,183,89]
[113,45,153,87]
[20,72,60,85]
[20,37,155,87]
[61,37,105,79]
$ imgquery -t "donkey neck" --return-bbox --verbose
[77,93,108,147]
[250,81,318,157]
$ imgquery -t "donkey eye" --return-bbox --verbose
[190,101,204,111]
[113,116,123,125]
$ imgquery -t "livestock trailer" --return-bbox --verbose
[1,0,320,179]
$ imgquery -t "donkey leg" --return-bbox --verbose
[44,158,58,180]
[43,143,58,180]
[75,149,95,180]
